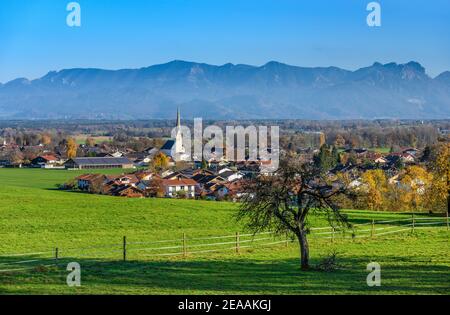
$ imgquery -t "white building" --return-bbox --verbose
[160,108,190,161]
[161,178,197,198]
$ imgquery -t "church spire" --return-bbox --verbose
[177,107,181,128]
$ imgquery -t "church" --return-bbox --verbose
[160,108,190,161]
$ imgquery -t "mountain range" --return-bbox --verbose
[0,60,449,120]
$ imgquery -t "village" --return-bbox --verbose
[1,113,443,207]
[63,144,424,201]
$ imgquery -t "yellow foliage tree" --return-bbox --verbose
[360,169,388,210]
[66,138,78,159]
[429,142,449,213]
[152,152,169,172]
[399,165,433,211]
[41,134,52,145]
[319,132,326,148]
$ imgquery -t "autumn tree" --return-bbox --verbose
[428,142,449,213]
[7,150,24,165]
[85,137,96,147]
[360,170,388,210]
[151,152,169,173]
[237,155,351,270]
[398,165,433,211]
[350,137,359,149]
[41,134,52,146]
[319,132,326,147]
[148,177,165,198]
[334,134,346,148]
[66,138,78,159]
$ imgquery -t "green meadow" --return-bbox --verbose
[0,168,448,295]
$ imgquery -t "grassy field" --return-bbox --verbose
[0,168,448,295]
[73,135,112,145]
[371,147,391,154]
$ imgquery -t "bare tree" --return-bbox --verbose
[237,155,352,270]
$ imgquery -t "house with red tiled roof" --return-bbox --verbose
[76,174,109,191]
[215,179,247,200]
[109,185,145,198]
[161,178,198,198]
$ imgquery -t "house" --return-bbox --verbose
[136,180,152,192]
[109,185,145,198]
[31,154,60,168]
[161,178,197,198]
[64,157,135,169]
[236,161,264,177]
[163,171,191,180]
[202,181,223,196]
[160,139,176,157]
[401,153,415,163]
[217,170,244,182]
[192,173,226,186]
[134,170,154,181]
[387,152,415,164]
[144,147,158,155]
[402,148,419,156]
[258,160,278,175]
[192,169,215,177]
[215,180,247,200]
[109,174,140,185]
[216,166,233,174]
[133,156,152,167]
[374,156,387,164]
[126,151,158,167]
[110,151,124,158]
[76,174,109,190]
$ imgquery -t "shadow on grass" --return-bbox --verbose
[0,254,449,295]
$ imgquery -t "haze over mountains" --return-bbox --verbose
[0,60,449,120]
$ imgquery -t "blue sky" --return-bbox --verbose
[0,0,449,83]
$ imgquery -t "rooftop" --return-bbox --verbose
[68,157,132,165]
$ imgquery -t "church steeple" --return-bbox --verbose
[176,107,181,128]
[174,107,185,156]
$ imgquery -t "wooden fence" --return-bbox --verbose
[0,215,448,273]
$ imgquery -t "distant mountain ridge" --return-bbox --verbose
[0,60,449,119]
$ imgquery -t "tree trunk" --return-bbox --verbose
[297,231,310,270]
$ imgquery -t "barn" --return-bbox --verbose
[64,157,135,169]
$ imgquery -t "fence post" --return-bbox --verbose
[236,232,240,254]
[55,247,59,266]
[371,219,375,239]
[123,236,127,262]
[331,227,335,243]
[412,214,415,233]
[183,233,187,257]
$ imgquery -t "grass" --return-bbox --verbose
[73,135,112,145]
[338,147,391,154]
[371,147,391,154]
[0,168,448,295]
